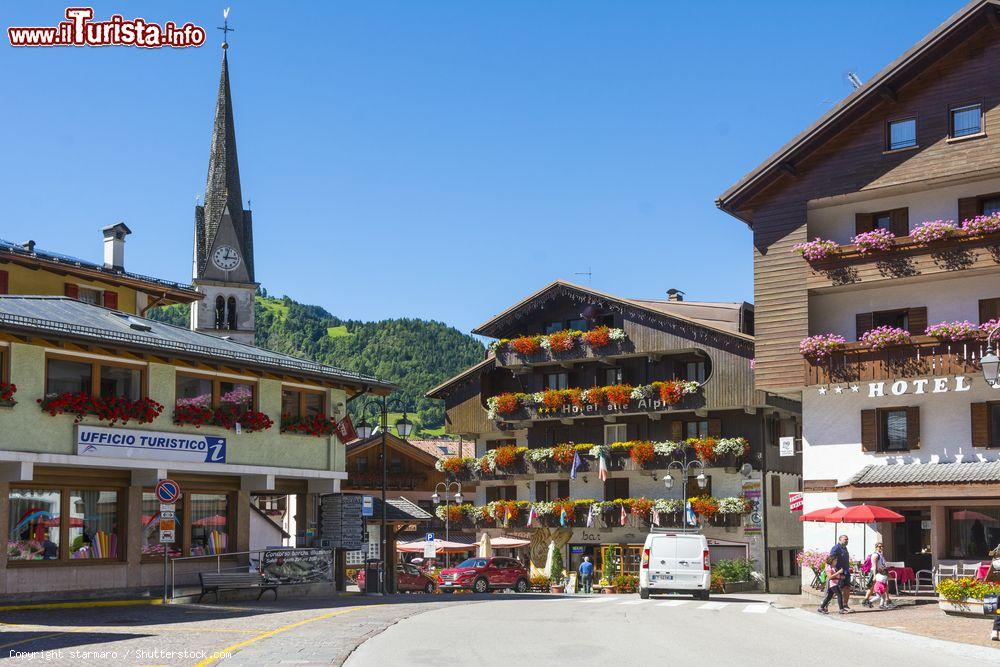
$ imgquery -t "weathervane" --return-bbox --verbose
[218,7,234,48]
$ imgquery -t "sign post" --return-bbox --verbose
[779,437,795,458]
[155,479,181,603]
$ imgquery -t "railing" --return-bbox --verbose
[497,395,704,424]
[494,339,634,368]
[344,472,429,491]
[804,336,986,385]
[169,549,256,599]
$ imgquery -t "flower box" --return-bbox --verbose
[40,392,164,426]
[937,597,988,618]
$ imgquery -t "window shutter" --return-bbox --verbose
[103,290,119,310]
[855,213,874,236]
[535,481,547,502]
[856,312,874,341]
[708,419,722,438]
[861,409,878,451]
[671,420,684,441]
[907,307,927,336]
[557,480,569,499]
[980,298,1000,325]
[603,479,615,501]
[64,283,79,299]
[906,406,920,450]
[0,270,8,295]
[890,208,909,237]
[770,475,781,506]
[958,197,979,222]
[971,403,990,448]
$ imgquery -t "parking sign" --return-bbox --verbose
[425,532,435,542]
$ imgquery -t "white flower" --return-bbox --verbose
[654,498,682,513]
[434,460,445,472]
[485,396,500,421]
[680,381,700,394]
[533,501,555,516]
[588,444,609,459]
[652,441,679,457]
[531,392,545,405]
[540,337,552,351]
[435,505,448,521]
[630,385,652,400]
[526,448,552,462]
[714,438,748,457]
[479,450,497,472]
[608,328,626,341]
[717,496,749,515]
[466,506,485,523]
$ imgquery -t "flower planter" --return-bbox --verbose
[550,585,565,594]
[937,596,989,618]
[601,586,617,595]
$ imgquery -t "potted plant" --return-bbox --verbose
[529,574,550,592]
[549,546,566,594]
[601,553,619,593]
[937,577,1000,617]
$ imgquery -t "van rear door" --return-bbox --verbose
[672,535,707,586]
[647,536,676,583]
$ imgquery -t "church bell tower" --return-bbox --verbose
[191,36,257,345]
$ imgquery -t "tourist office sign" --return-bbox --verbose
[76,425,227,463]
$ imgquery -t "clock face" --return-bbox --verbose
[212,245,241,271]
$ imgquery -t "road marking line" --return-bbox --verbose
[581,597,615,603]
[194,606,363,667]
[656,600,687,607]
[742,605,768,614]
[697,602,728,610]
[0,632,69,651]
[0,599,162,613]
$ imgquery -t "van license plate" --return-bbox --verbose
[654,574,673,581]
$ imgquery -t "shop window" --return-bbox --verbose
[950,103,982,138]
[603,477,629,501]
[9,486,122,562]
[604,423,627,445]
[141,492,182,558]
[485,485,517,501]
[545,373,568,390]
[948,507,1000,559]
[536,480,569,502]
[176,374,257,411]
[99,365,141,400]
[190,493,230,556]
[7,488,61,560]
[46,357,144,400]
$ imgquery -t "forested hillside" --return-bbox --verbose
[147,293,484,435]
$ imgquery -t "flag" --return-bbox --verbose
[598,454,609,482]
[620,503,627,526]
[685,501,697,527]
[527,505,538,527]
[586,504,594,528]
[652,508,660,526]
[560,508,567,526]
[570,450,581,480]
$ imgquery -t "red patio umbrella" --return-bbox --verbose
[824,504,905,565]
[952,510,998,524]
[193,514,227,527]
[798,507,843,522]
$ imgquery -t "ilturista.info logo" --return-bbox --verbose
[8,7,206,48]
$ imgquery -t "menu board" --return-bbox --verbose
[321,494,365,550]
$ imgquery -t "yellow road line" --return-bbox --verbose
[0,631,68,651]
[195,606,363,667]
[0,599,162,613]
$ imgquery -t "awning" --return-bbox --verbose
[490,536,531,548]
[396,539,476,554]
[845,461,1000,487]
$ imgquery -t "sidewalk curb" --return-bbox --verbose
[772,604,1000,659]
[0,598,163,613]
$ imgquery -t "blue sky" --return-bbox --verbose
[2,1,960,334]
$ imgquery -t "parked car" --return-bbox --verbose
[437,556,529,593]
[639,532,710,600]
[358,562,436,593]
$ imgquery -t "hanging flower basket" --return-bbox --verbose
[791,237,839,261]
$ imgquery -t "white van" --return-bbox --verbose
[639,531,710,599]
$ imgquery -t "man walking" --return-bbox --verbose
[578,556,594,594]
[830,534,853,611]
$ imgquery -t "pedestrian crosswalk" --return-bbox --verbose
[570,596,769,614]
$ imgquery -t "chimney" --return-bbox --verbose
[22,240,35,253]
[102,222,132,271]
[666,288,685,302]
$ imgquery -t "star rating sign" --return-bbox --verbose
[850,385,860,393]
[834,385,844,394]
[818,387,828,395]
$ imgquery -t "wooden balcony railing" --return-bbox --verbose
[494,339,635,368]
[804,336,987,386]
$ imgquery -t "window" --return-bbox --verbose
[948,507,1000,559]
[880,409,909,451]
[176,374,213,410]
[545,322,562,334]
[597,314,615,328]
[568,318,587,332]
[176,374,257,411]
[215,296,226,329]
[485,485,517,501]
[9,486,121,562]
[874,213,893,231]
[603,367,623,385]
[78,286,102,306]
[604,423,627,445]
[220,381,253,410]
[950,104,982,138]
[992,405,1000,448]
[190,493,230,556]
[281,387,327,421]
[603,477,629,501]
[686,420,709,439]
[685,361,706,383]
[770,475,781,507]
[686,474,711,498]
[45,357,144,399]
[545,372,568,390]
[389,456,404,474]
[873,309,909,331]
[982,198,1000,216]
[536,480,569,501]
[887,117,916,150]
[227,296,237,330]
[356,456,368,473]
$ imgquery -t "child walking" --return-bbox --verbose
[817,554,849,614]
[869,573,890,609]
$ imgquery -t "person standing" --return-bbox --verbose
[830,534,853,611]
[578,556,594,594]
[817,554,846,614]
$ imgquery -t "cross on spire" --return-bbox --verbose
[218,7,234,48]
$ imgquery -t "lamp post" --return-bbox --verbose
[982,323,1000,388]
[354,396,414,595]
[663,450,707,532]
[432,481,463,567]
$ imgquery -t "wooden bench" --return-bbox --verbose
[198,572,278,603]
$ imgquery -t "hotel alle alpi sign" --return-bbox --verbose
[76,425,227,463]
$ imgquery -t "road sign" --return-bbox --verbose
[159,529,175,543]
[779,437,795,457]
[362,495,373,517]
[160,510,175,520]
[155,479,181,504]
[423,543,436,559]
[160,517,176,532]
[425,532,435,542]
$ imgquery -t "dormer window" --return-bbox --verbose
[887,117,917,150]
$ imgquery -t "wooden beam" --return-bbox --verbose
[778,162,797,177]
[878,85,897,102]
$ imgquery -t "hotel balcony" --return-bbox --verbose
[804,336,987,386]
[491,390,705,425]
[493,338,635,370]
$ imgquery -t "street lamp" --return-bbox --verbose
[355,395,414,594]
[663,449,706,532]
[433,481,462,567]
[983,322,1000,387]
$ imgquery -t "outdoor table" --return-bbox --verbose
[887,566,915,589]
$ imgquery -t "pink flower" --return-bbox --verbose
[852,228,895,255]
[911,220,955,244]
[799,334,847,360]
[925,321,981,342]
[860,325,911,350]
[792,238,839,262]
[961,213,1000,236]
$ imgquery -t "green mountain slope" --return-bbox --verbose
[146,294,484,435]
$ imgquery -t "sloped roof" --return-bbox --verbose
[717,0,1000,221]
[425,355,494,398]
[0,296,394,391]
[408,439,468,460]
[845,461,1000,486]
[346,433,440,467]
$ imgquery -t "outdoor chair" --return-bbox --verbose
[934,564,959,587]
[959,562,982,578]
[884,561,908,594]
[914,568,934,594]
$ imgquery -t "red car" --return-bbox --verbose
[437,556,529,593]
[358,562,436,593]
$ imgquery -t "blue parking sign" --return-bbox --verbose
[425,532,435,542]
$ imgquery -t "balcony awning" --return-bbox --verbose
[844,461,1000,487]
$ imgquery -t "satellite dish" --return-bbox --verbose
[580,305,598,322]
[739,463,753,479]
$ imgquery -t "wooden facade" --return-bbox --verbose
[718,4,1000,392]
